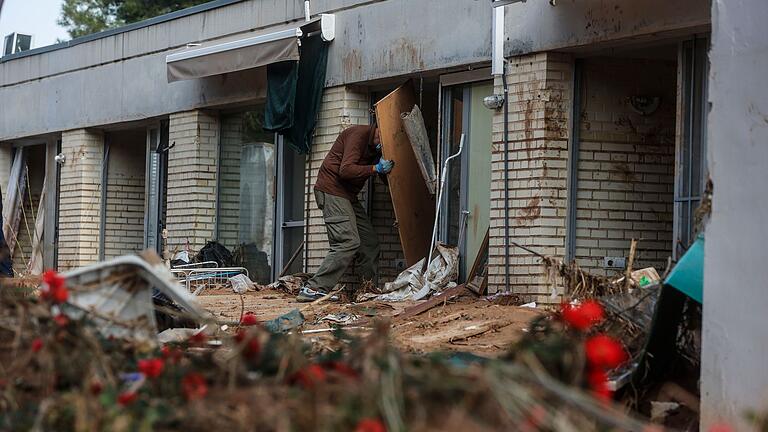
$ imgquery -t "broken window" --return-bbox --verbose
[674,37,709,259]
[217,110,276,284]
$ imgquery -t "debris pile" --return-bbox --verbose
[0,267,652,431]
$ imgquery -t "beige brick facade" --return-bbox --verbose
[488,53,573,301]
[166,111,219,254]
[104,134,146,259]
[574,57,676,275]
[217,115,245,251]
[58,129,104,270]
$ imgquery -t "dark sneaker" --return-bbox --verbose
[296,286,339,303]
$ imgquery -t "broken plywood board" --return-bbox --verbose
[401,105,437,195]
[375,82,436,266]
[396,284,469,321]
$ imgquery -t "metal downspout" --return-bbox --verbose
[502,62,511,292]
[98,138,110,261]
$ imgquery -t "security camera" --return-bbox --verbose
[54,153,66,165]
[483,94,505,110]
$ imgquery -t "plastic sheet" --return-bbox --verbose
[374,243,459,302]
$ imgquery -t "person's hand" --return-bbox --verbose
[375,159,394,174]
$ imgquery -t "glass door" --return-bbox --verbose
[274,138,306,278]
[440,80,493,279]
[144,121,169,255]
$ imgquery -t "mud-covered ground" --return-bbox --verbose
[195,288,542,357]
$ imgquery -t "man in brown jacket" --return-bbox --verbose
[297,124,394,302]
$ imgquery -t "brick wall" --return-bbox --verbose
[488,53,573,301]
[217,115,243,251]
[104,131,146,259]
[58,129,104,269]
[166,111,219,255]
[574,57,676,275]
[0,145,12,204]
[370,176,405,283]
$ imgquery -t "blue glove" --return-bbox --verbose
[375,158,394,174]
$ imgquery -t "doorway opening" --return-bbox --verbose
[567,43,685,276]
[5,143,47,274]
[217,108,307,284]
[440,77,494,281]
[103,128,148,259]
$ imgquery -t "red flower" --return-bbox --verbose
[240,312,259,326]
[138,358,164,379]
[561,300,604,331]
[161,346,183,364]
[708,424,734,432]
[243,337,261,359]
[587,369,613,401]
[324,361,359,380]
[53,314,70,327]
[31,338,43,353]
[89,380,104,395]
[189,331,207,346]
[40,270,68,304]
[290,364,327,389]
[355,418,386,432]
[585,335,627,369]
[181,373,208,400]
[117,391,138,406]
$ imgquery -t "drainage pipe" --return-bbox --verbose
[502,61,511,292]
[98,138,110,261]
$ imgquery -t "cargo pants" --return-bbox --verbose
[306,190,380,292]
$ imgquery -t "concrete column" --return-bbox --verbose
[166,110,219,254]
[304,86,370,274]
[488,52,573,301]
[0,144,13,207]
[58,129,104,270]
[701,0,768,428]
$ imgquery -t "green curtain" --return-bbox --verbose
[264,36,330,154]
[264,61,299,132]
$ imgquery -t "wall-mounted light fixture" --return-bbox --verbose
[628,95,661,116]
[483,94,506,111]
[54,153,66,165]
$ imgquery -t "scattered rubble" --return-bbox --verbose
[0,268,652,432]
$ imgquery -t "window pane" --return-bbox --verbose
[446,87,465,247]
[218,110,275,284]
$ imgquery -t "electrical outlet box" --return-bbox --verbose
[603,256,626,269]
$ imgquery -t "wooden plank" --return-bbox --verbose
[375,82,436,266]
[396,284,469,320]
[466,229,489,284]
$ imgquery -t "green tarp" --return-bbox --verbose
[265,36,330,154]
[664,235,704,304]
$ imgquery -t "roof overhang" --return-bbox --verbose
[166,14,335,82]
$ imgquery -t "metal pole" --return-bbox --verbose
[502,62,511,292]
[426,134,465,272]
[98,137,110,261]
